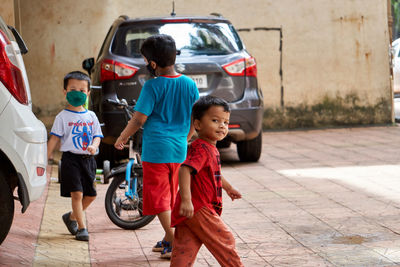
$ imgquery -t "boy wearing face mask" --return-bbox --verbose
[114,34,199,259]
[47,71,103,241]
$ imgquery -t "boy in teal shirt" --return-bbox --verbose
[114,34,199,258]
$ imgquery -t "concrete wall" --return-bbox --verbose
[14,0,392,128]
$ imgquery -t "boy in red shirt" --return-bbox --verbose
[171,96,244,266]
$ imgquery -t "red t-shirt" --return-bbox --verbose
[171,138,223,227]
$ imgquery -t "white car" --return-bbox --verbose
[393,38,400,96]
[0,16,47,244]
[392,38,400,121]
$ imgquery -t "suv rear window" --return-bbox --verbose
[111,21,243,57]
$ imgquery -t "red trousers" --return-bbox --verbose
[142,162,180,215]
[171,207,243,267]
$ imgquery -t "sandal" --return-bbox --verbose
[62,211,78,235]
[160,241,172,259]
[152,240,164,252]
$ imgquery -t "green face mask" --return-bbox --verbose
[66,91,87,107]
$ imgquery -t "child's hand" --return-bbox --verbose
[114,135,129,150]
[179,199,194,218]
[87,145,98,155]
[226,187,242,201]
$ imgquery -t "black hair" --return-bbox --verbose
[192,96,230,121]
[63,71,91,90]
[140,34,176,67]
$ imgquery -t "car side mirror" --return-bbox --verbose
[7,25,28,55]
[82,58,94,75]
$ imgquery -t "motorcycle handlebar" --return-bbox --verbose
[106,98,135,108]
[106,98,135,120]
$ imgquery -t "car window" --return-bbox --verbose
[111,22,243,57]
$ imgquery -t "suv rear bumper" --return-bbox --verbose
[0,96,47,202]
[227,87,263,142]
[228,107,263,141]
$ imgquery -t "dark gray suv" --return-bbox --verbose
[82,15,263,164]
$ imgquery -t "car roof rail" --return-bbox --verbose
[119,15,129,20]
[210,13,223,18]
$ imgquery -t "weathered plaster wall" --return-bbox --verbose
[16,0,392,128]
[0,0,14,25]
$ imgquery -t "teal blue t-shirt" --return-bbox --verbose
[134,74,199,163]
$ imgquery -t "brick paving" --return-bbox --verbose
[2,126,400,266]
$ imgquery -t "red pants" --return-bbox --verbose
[171,207,243,267]
[142,162,180,215]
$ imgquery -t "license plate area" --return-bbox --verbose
[187,75,207,89]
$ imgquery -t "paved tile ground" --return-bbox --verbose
[2,126,400,266]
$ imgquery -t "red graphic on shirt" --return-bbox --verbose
[69,120,93,151]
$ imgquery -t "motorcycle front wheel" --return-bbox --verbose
[104,171,155,230]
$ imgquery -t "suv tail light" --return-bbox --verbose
[0,29,28,105]
[100,59,138,83]
[222,57,257,77]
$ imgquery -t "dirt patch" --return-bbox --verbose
[332,235,369,245]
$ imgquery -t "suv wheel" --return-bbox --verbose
[0,173,15,244]
[217,138,232,149]
[58,160,62,183]
[96,142,115,169]
[237,131,262,162]
[102,160,111,184]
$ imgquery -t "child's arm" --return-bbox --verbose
[47,135,60,163]
[87,137,101,155]
[178,165,194,218]
[187,117,196,142]
[222,175,242,201]
[114,111,148,150]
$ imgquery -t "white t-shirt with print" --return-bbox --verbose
[50,109,103,155]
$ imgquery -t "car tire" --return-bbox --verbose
[217,138,231,149]
[58,160,62,183]
[237,131,262,162]
[103,160,111,184]
[0,173,15,245]
[96,142,116,169]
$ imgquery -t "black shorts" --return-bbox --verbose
[60,152,97,197]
